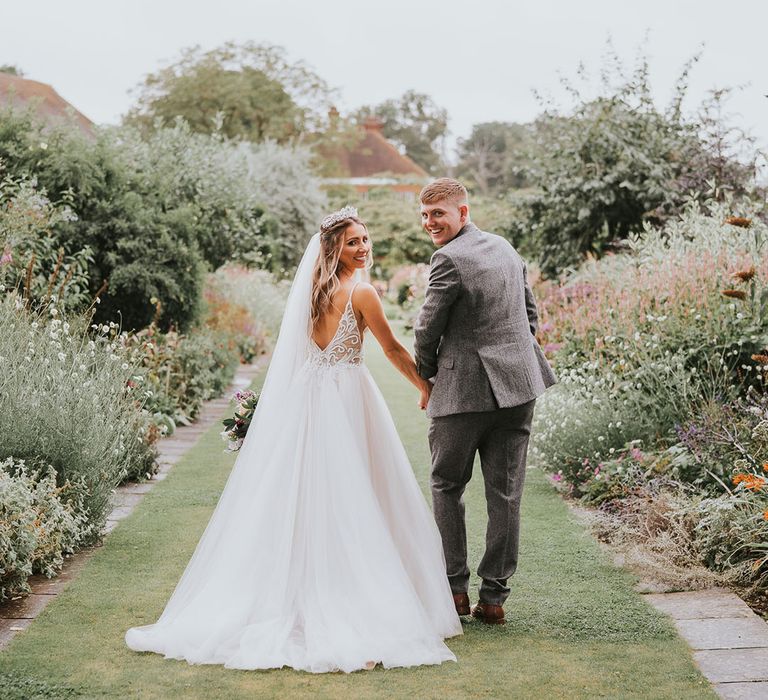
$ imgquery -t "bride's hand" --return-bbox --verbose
[418,381,432,411]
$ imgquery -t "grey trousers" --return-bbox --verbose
[428,400,535,606]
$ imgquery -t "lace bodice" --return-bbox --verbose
[308,285,363,370]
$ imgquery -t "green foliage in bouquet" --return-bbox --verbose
[221,390,260,452]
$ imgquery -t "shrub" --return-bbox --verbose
[123,322,240,431]
[204,264,287,347]
[0,174,92,314]
[0,107,314,330]
[0,294,156,540]
[239,139,326,273]
[504,54,762,274]
[533,204,768,486]
[0,458,86,602]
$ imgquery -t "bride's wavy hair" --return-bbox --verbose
[310,213,371,329]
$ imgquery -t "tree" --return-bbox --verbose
[0,105,323,330]
[456,121,534,195]
[355,91,448,173]
[126,42,335,142]
[0,65,23,76]
[503,50,762,274]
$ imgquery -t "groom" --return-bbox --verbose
[414,178,556,625]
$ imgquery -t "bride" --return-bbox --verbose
[125,206,462,673]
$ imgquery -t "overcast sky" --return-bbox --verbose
[5,0,767,156]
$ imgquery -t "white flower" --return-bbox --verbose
[121,363,129,370]
[57,352,65,362]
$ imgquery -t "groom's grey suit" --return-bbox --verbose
[414,222,556,606]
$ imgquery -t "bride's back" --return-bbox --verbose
[312,283,363,350]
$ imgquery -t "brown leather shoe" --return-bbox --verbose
[452,592,470,616]
[471,602,505,625]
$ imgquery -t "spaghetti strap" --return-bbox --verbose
[347,281,360,306]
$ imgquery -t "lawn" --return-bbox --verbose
[0,330,713,699]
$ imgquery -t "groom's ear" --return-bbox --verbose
[459,204,469,222]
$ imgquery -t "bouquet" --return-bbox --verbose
[220,389,260,452]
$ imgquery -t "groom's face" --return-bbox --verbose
[420,200,468,247]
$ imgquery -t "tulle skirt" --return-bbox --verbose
[125,361,462,673]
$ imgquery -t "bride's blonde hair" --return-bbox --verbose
[310,212,370,329]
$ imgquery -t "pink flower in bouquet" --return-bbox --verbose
[0,249,12,265]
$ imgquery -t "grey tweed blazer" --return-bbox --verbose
[414,223,557,418]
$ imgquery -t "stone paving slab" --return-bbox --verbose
[0,618,31,647]
[694,649,768,683]
[25,575,66,595]
[110,492,145,509]
[120,482,155,495]
[645,587,768,699]
[645,589,755,620]
[714,682,768,699]
[675,617,768,650]
[0,595,51,619]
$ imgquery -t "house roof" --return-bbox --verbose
[0,72,94,135]
[323,115,428,180]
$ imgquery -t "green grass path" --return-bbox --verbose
[0,334,713,699]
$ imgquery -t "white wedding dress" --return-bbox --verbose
[125,234,462,673]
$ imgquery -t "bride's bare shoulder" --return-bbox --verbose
[352,283,381,307]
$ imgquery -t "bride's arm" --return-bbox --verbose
[354,284,432,409]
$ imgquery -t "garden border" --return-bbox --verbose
[0,359,266,651]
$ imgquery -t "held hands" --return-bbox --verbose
[418,380,432,411]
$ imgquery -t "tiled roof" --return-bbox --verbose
[0,72,94,135]
[324,116,428,179]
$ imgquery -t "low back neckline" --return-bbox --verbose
[312,282,359,352]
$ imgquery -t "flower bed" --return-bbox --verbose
[533,204,768,598]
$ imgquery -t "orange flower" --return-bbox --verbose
[733,266,756,283]
[722,289,747,300]
[764,462,768,473]
[752,354,768,364]
[725,216,752,228]
[764,509,768,521]
[732,473,766,491]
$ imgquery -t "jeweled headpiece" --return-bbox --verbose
[320,205,358,232]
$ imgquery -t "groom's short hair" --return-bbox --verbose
[420,178,468,206]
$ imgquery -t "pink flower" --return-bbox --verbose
[0,249,12,266]
[543,342,563,353]
[551,473,562,482]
